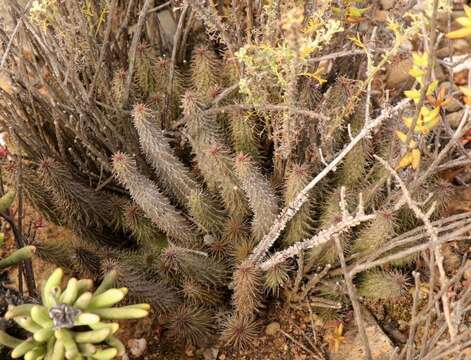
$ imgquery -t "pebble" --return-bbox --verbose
[453,39,471,52]
[445,97,462,113]
[386,58,413,88]
[128,338,147,357]
[380,0,395,10]
[447,109,465,128]
[373,10,387,22]
[202,347,219,360]
[265,321,281,336]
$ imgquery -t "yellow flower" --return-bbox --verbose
[302,18,321,34]
[447,5,471,39]
[412,52,428,67]
[398,151,413,169]
[395,131,417,149]
[404,81,438,104]
[409,52,429,84]
[398,149,420,170]
[404,89,421,103]
[460,86,471,105]
[299,45,315,59]
[403,106,440,134]
[325,323,346,353]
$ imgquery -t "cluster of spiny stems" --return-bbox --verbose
[0,0,470,358]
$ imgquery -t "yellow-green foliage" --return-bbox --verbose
[0,246,35,271]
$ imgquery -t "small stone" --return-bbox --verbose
[436,47,451,59]
[444,97,462,113]
[265,321,281,336]
[447,109,465,128]
[185,346,194,357]
[453,39,471,52]
[128,338,147,357]
[373,10,387,22]
[380,0,394,10]
[219,354,226,360]
[202,347,219,360]
[386,58,413,89]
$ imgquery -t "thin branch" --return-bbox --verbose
[259,209,374,271]
[404,271,421,360]
[335,235,372,360]
[88,0,118,100]
[148,1,171,13]
[172,101,329,129]
[308,49,365,63]
[250,98,409,263]
[0,0,34,68]
[122,0,153,107]
[164,4,189,126]
[375,155,455,340]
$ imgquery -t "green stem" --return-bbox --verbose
[0,245,36,270]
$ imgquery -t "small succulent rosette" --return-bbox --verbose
[0,268,149,360]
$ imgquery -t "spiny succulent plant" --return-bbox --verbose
[132,103,201,209]
[159,246,227,287]
[264,262,290,296]
[232,260,263,318]
[121,202,168,250]
[112,152,198,247]
[134,42,157,96]
[220,314,260,350]
[38,158,113,231]
[0,0,464,353]
[234,153,279,242]
[100,258,179,314]
[166,305,214,347]
[283,164,315,246]
[352,211,397,256]
[357,270,410,301]
[190,46,221,99]
[180,279,222,306]
[0,268,149,360]
[229,111,261,161]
